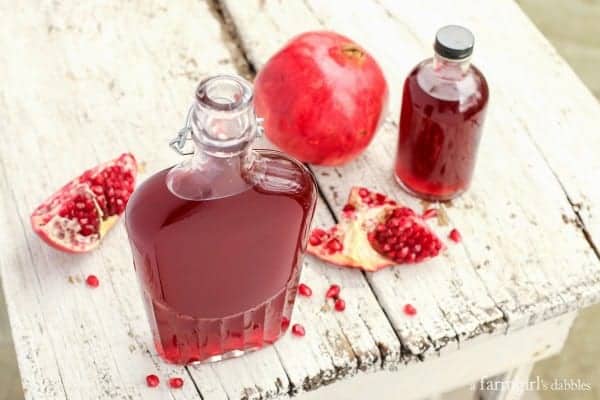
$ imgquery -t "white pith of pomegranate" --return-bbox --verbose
[31,153,137,253]
[307,187,444,271]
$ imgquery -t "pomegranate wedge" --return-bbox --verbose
[31,153,137,253]
[308,187,444,271]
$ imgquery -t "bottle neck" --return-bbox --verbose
[191,75,258,158]
[166,75,259,201]
[433,53,471,78]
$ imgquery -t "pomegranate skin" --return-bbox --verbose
[254,31,388,166]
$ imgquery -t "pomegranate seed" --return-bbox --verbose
[400,247,409,258]
[291,323,305,337]
[325,238,343,254]
[298,283,312,297]
[281,316,290,330]
[403,303,417,316]
[169,377,184,389]
[342,203,356,213]
[325,284,341,299]
[358,188,369,197]
[375,193,386,205]
[308,234,322,246]
[423,208,438,219]
[334,298,346,312]
[85,275,99,288]
[146,374,160,388]
[449,228,462,243]
[312,228,327,237]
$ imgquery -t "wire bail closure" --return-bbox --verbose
[169,106,264,156]
[169,106,195,156]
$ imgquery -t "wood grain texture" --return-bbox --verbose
[1,0,600,399]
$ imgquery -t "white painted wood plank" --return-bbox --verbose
[0,1,402,398]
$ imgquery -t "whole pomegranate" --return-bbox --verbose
[31,153,137,253]
[254,31,388,166]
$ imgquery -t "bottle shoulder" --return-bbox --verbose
[127,150,316,209]
[409,58,488,109]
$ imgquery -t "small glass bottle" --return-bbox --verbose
[394,25,489,200]
[125,75,317,364]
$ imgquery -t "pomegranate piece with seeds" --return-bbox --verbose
[370,207,443,264]
[308,187,444,271]
[30,153,137,253]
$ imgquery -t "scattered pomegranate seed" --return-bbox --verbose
[423,208,438,220]
[325,284,341,299]
[281,316,290,330]
[146,374,160,388]
[298,283,312,297]
[449,228,462,243]
[85,275,99,288]
[291,323,305,337]
[334,298,346,312]
[403,303,417,316]
[358,188,369,197]
[169,377,184,389]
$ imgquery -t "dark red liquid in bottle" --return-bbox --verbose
[395,27,488,200]
[125,151,316,364]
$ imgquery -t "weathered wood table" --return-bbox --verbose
[2,1,600,399]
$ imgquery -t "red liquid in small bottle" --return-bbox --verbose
[395,59,488,200]
[125,151,316,364]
